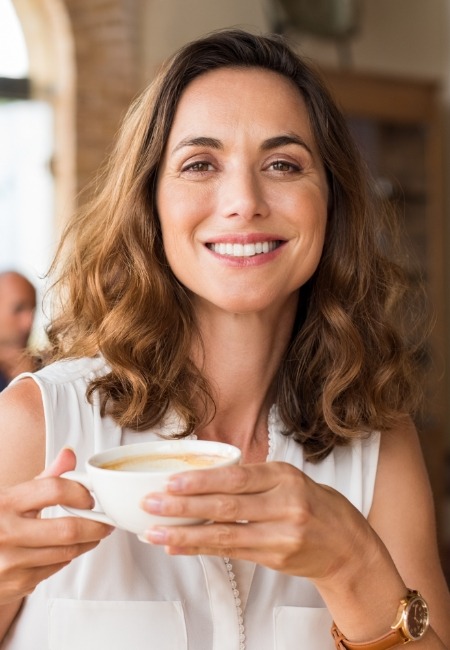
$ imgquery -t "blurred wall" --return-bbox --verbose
[137,1,450,88]
[138,0,269,85]
[297,0,449,82]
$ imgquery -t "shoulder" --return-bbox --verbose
[0,377,45,486]
[0,357,109,486]
[10,357,110,418]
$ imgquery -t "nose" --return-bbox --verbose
[219,168,269,221]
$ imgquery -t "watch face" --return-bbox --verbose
[406,597,430,640]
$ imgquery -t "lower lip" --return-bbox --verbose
[205,242,286,267]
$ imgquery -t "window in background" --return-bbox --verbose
[0,0,55,346]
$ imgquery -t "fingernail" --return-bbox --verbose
[167,476,185,492]
[143,497,163,513]
[146,528,167,544]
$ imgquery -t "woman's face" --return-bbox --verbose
[156,66,328,316]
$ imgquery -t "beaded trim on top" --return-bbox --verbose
[267,403,285,462]
[220,405,280,650]
[223,556,246,650]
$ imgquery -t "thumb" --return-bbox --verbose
[36,447,77,479]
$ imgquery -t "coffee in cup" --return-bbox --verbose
[100,452,229,472]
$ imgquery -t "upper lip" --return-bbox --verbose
[204,233,286,245]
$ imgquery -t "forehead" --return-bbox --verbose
[0,275,35,306]
[166,66,314,146]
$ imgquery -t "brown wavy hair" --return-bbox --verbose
[47,29,427,460]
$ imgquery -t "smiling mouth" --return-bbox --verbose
[206,241,283,258]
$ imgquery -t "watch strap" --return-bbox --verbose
[331,622,409,650]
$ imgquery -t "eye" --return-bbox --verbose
[268,159,302,173]
[181,160,214,173]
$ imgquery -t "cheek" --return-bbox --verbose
[293,197,328,246]
[158,208,196,278]
[158,182,195,229]
[157,190,180,256]
[158,187,207,252]
[160,224,181,268]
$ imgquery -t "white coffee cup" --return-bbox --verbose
[61,439,241,542]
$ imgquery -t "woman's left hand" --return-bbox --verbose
[142,461,376,582]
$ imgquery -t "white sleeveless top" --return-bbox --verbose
[4,357,380,650]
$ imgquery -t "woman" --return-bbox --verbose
[0,29,448,650]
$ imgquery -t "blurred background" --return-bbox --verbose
[1,0,450,579]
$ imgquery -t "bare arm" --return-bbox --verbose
[306,417,449,648]
[367,418,450,647]
[0,379,44,640]
[0,378,112,643]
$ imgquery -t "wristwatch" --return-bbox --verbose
[331,590,429,649]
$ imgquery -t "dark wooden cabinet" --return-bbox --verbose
[320,69,448,539]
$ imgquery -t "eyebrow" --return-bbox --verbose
[171,136,222,155]
[260,134,313,155]
[170,133,313,156]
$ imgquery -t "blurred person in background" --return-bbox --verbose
[0,270,36,390]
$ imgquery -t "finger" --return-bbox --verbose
[144,463,308,523]
[7,514,113,549]
[6,476,95,516]
[0,546,100,605]
[146,521,279,551]
[0,562,72,604]
[22,449,82,519]
[145,521,295,565]
[165,545,273,565]
[166,461,301,496]
[37,447,76,479]
[142,491,287,524]
[0,520,112,604]
[1,539,102,574]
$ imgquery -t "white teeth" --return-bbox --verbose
[208,241,279,257]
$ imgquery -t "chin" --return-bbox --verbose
[195,290,294,318]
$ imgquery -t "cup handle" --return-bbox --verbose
[60,470,116,526]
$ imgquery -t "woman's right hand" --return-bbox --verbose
[0,447,113,605]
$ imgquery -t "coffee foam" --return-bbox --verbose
[100,452,227,472]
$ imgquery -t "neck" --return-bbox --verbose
[191,298,297,462]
